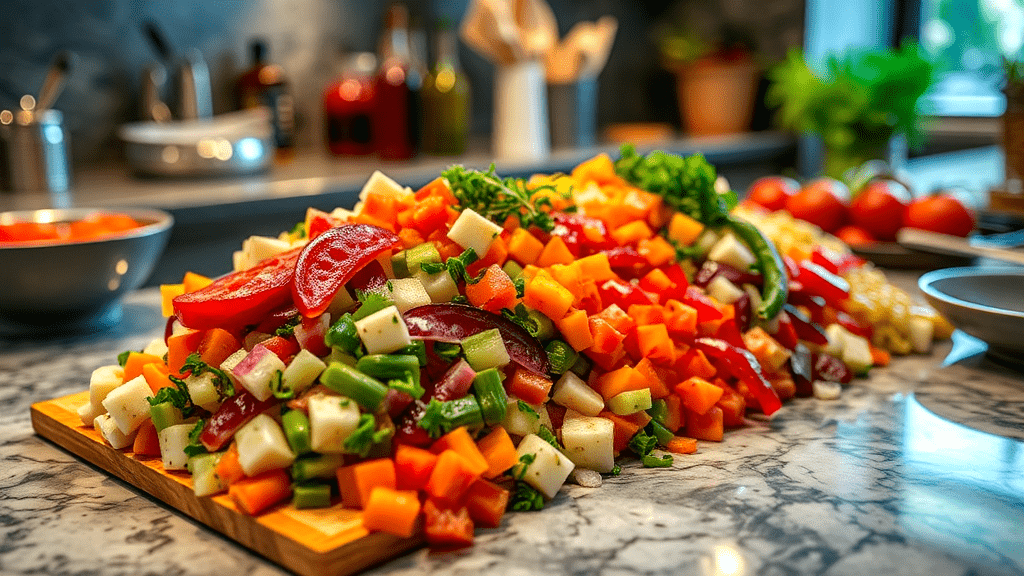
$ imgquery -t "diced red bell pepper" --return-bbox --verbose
[258,335,300,362]
[782,304,828,346]
[602,245,648,270]
[693,337,782,416]
[795,261,851,306]
[423,499,475,548]
[598,278,657,310]
[771,311,800,350]
[683,286,724,322]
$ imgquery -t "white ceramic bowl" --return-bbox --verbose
[919,266,1024,355]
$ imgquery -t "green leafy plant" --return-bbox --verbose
[767,43,933,178]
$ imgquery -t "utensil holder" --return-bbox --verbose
[0,108,72,194]
[493,60,549,161]
[548,78,597,149]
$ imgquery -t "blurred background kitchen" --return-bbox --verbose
[0,0,1019,282]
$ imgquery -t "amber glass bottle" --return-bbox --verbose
[236,40,295,152]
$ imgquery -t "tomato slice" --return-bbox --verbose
[292,224,400,317]
[173,247,302,330]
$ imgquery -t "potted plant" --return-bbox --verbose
[766,44,933,179]
[1002,57,1024,190]
[657,23,760,137]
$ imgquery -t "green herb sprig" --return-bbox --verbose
[442,165,565,232]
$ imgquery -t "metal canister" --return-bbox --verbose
[0,107,72,194]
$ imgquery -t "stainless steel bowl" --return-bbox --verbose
[919,266,1024,355]
[0,207,173,334]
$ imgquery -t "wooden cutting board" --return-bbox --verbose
[31,391,423,576]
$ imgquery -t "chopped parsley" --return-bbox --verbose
[509,482,545,511]
[116,350,135,367]
[180,353,234,398]
[642,453,674,468]
[183,419,208,457]
[148,377,197,418]
[343,414,392,457]
[537,425,562,451]
[352,291,393,321]
[274,316,301,337]
[442,164,565,233]
[628,429,658,459]
[517,400,539,420]
[501,303,541,337]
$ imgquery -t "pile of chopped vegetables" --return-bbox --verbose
[79,146,950,548]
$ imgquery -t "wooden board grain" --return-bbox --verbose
[31,392,423,576]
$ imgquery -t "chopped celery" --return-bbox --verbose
[608,388,652,415]
[462,328,510,371]
[390,251,411,278]
[472,368,508,425]
[150,401,182,433]
[291,454,345,482]
[405,242,442,274]
[293,482,333,509]
[282,409,312,456]
[545,340,578,375]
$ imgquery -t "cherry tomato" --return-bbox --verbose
[835,225,877,246]
[848,179,910,241]
[173,247,302,330]
[291,224,401,317]
[785,178,850,233]
[746,176,800,212]
[903,194,975,237]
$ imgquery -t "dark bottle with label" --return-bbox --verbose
[422,22,470,155]
[236,39,295,152]
[373,3,421,160]
[323,53,377,156]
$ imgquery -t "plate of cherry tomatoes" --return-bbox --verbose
[743,174,978,269]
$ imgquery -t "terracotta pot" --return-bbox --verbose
[672,58,759,136]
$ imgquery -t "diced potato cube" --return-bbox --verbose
[512,434,575,499]
[89,364,124,407]
[359,170,409,202]
[185,372,221,413]
[235,413,296,476]
[94,413,137,450]
[281,349,327,396]
[308,394,361,454]
[354,305,412,355]
[102,375,153,436]
[158,423,194,470]
[415,270,460,303]
[387,277,432,314]
[560,416,615,473]
[77,401,106,427]
[143,338,169,358]
[707,233,754,271]
[503,396,551,437]
[447,208,503,258]
[243,235,292,266]
[550,371,604,416]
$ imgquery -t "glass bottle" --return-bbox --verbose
[373,3,422,160]
[422,22,471,156]
[323,53,377,156]
[236,39,295,153]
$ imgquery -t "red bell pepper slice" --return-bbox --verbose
[795,261,850,306]
[782,304,829,346]
[292,224,400,318]
[771,311,800,350]
[199,390,278,452]
[693,337,782,416]
[173,247,302,330]
[602,245,648,269]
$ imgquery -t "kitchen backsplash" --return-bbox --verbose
[0,0,803,167]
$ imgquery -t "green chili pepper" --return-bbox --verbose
[726,216,788,321]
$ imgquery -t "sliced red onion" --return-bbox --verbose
[403,303,550,375]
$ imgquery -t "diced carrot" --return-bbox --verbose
[197,328,241,369]
[466,236,509,278]
[432,237,465,261]
[667,212,704,246]
[665,436,698,454]
[464,478,509,528]
[362,487,421,538]
[664,299,699,336]
[634,358,671,399]
[123,352,165,384]
[574,279,604,316]
[142,362,175,394]
[536,236,575,268]
[182,271,213,293]
[698,302,735,335]
[351,211,395,232]
[465,264,517,312]
[685,406,724,442]
[508,369,554,405]
[337,458,397,509]
[395,444,439,491]
[599,410,652,452]
[361,193,398,227]
[610,220,653,245]
[575,253,616,282]
[166,330,204,376]
[549,262,585,296]
[507,227,545,266]
[425,449,481,504]
[398,226,425,250]
[628,304,666,327]
[588,316,626,355]
[636,236,675,267]
[714,382,747,428]
[216,443,247,486]
[430,427,489,477]
[593,366,648,401]
[593,303,636,334]
[768,371,797,401]
[571,153,624,186]
[636,323,675,361]
[676,376,725,415]
[663,393,686,432]
[523,272,574,321]
[587,344,628,371]
[677,348,717,380]
[415,176,457,204]
[475,427,518,479]
[639,268,672,294]
[132,418,161,456]
[230,468,292,515]
[870,345,891,367]
[411,194,450,234]
[160,284,185,317]
[555,309,594,351]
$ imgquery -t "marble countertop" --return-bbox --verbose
[2,277,1023,576]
